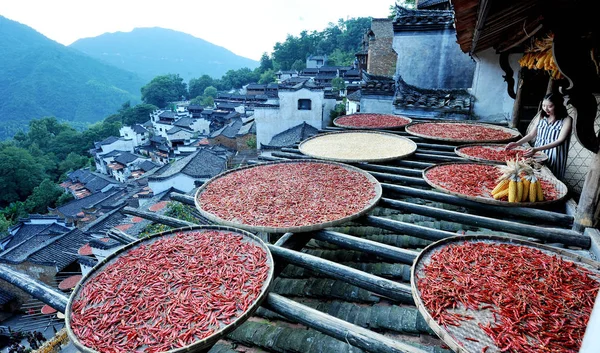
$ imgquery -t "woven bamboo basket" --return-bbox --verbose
[422,162,568,207]
[454,143,548,164]
[194,160,382,233]
[411,234,600,353]
[65,225,275,353]
[405,121,520,143]
[297,130,417,163]
[332,113,412,130]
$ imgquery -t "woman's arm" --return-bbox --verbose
[530,116,572,153]
[506,115,539,150]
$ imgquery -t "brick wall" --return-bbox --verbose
[368,19,397,77]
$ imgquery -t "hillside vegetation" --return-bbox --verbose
[70,27,259,82]
[0,16,147,140]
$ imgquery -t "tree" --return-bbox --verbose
[25,179,64,214]
[330,103,346,120]
[141,74,188,108]
[189,75,214,98]
[203,86,218,98]
[0,146,45,206]
[331,77,347,93]
[328,49,355,66]
[201,96,215,108]
[259,69,276,84]
[259,53,273,72]
[59,152,90,175]
[56,192,74,207]
[291,59,306,72]
[0,214,10,239]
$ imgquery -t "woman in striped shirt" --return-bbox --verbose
[506,93,572,179]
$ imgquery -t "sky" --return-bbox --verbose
[0,0,396,61]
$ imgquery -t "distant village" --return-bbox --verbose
[3,1,597,351]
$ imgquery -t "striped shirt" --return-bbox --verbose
[535,117,569,179]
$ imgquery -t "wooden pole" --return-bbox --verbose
[313,230,419,265]
[0,264,69,313]
[380,198,590,248]
[574,151,600,231]
[265,293,428,353]
[361,216,456,241]
[510,72,524,128]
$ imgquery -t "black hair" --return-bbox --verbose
[540,93,568,119]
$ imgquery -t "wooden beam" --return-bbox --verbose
[313,230,418,265]
[470,0,493,54]
[350,163,423,178]
[0,264,69,313]
[265,294,428,353]
[122,207,194,228]
[361,216,457,241]
[382,183,574,226]
[379,198,590,248]
[268,244,413,304]
[367,171,430,187]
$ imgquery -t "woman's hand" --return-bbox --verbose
[505,142,519,150]
[523,147,537,157]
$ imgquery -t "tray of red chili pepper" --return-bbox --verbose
[454,144,548,164]
[411,234,600,353]
[333,113,412,130]
[195,160,382,233]
[422,162,567,207]
[66,225,274,353]
[405,121,520,143]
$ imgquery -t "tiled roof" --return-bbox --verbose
[98,150,123,158]
[174,117,194,128]
[167,126,186,135]
[114,152,139,165]
[89,237,121,250]
[247,83,266,90]
[132,124,147,134]
[0,289,15,305]
[6,224,55,249]
[237,121,255,136]
[216,103,241,110]
[83,176,112,193]
[77,256,98,267]
[0,228,91,270]
[209,118,243,139]
[394,75,472,114]
[158,111,176,119]
[139,160,158,172]
[262,122,319,149]
[149,149,226,180]
[347,90,362,101]
[83,208,128,234]
[99,136,119,145]
[393,5,454,31]
[417,0,448,9]
[56,190,122,217]
[361,72,395,96]
[143,120,153,128]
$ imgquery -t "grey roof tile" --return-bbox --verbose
[174,117,194,127]
[99,136,119,145]
[114,152,139,165]
[57,190,123,217]
[132,124,148,134]
[262,122,319,148]
[149,149,226,180]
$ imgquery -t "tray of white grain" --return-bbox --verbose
[298,130,417,163]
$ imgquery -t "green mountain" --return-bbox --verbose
[70,27,259,82]
[0,15,146,140]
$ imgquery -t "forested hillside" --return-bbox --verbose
[0,15,146,140]
[70,27,259,82]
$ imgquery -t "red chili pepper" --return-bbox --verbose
[408,123,514,141]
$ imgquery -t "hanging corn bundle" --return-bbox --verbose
[491,159,541,203]
[518,33,563,79]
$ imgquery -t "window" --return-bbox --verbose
[298,99,312,110]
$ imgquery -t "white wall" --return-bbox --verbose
[471,48,520,122]
[347,100,360,114]
[101,138,134,154]
[361,96,394,114]
[255,88,325,148]
[149,174,196,195]
[168,130,193,142]
[191,118,210,135]
[119,126,148,146]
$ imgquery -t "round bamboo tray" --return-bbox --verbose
[422,162,568,207]
[454,143,548,164]
[195,160,382,233]
[65,225,275,353]
[333,113,412,130]
[297,130,417,163]
[405,121,520,143]
[411,234,600,353]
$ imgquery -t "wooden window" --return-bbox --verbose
[298,99,312,110]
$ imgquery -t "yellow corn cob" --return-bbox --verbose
[516,179,523,202]
[529,178,537,203]
[522,176,530,202]
[493,188,510,200]
[508,178,517,203]
[537,180,544,201]
[491,179,509,195]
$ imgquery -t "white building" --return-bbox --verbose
[119,124,149,147]
[254,81,336,148]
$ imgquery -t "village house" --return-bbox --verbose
[59,169,120,199]
[253,79,337,148]
[260,122,319,149]
[147,148,229,195]
[276,70,298,83]
[119,124,149,147]
[208,116,256,151]
[306,54,327,68]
